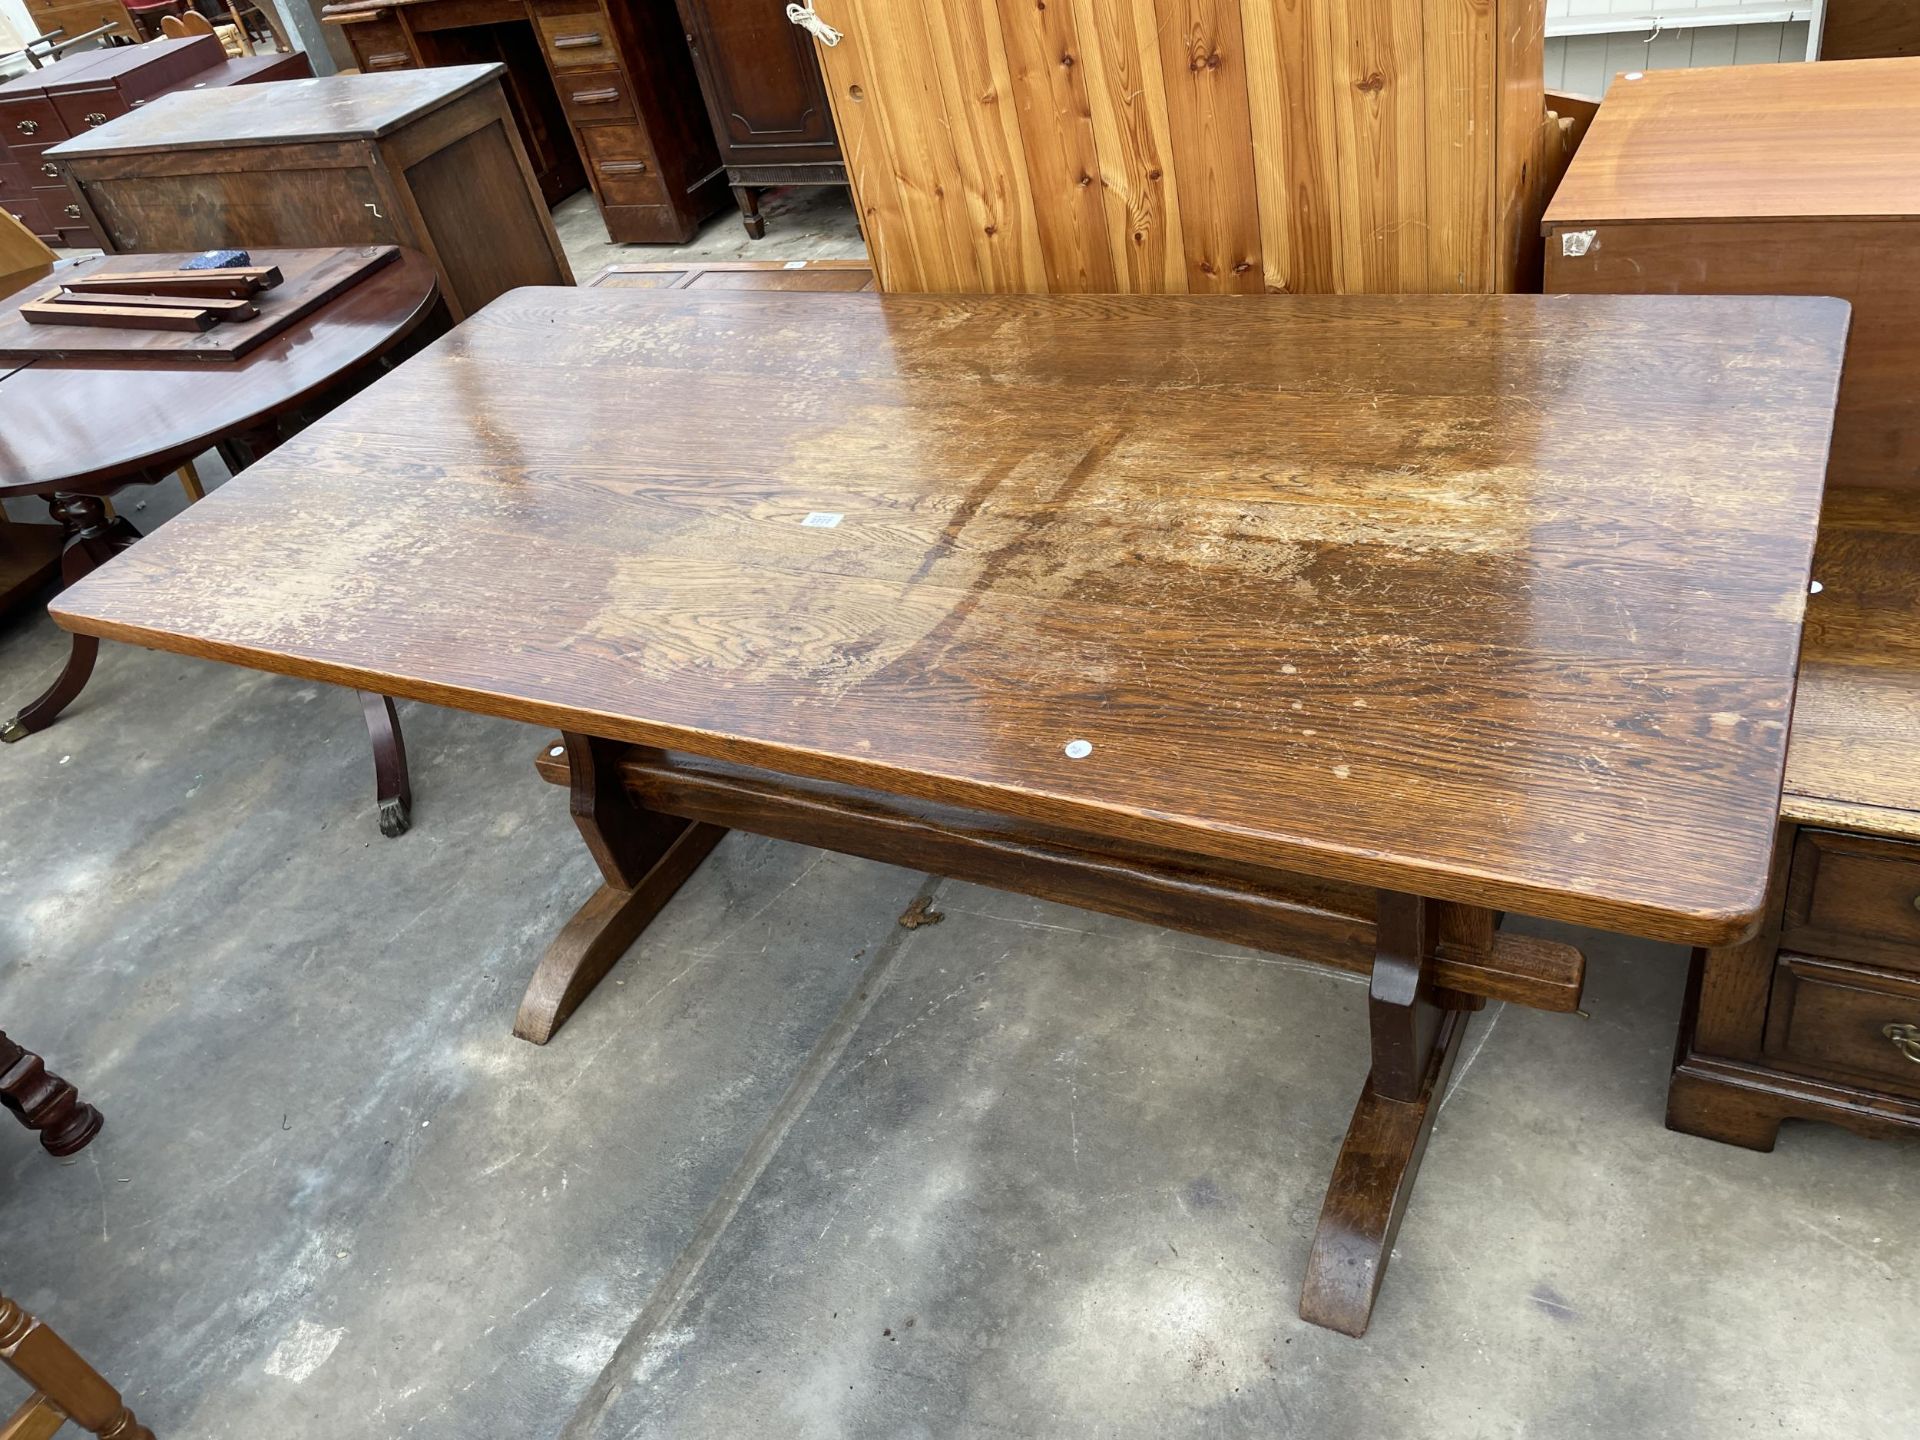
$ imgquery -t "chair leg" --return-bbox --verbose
[359,692,413,838]
[0,1295,153,1440]
[0,1031,102,1158]
[175,460,205,503]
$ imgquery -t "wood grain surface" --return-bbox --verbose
[51,289,1847,943]
[1784,487,1920,841]
[0,249,439,495]
[1543,59,1920,227]
[806,0,1545,295]
[44,64,507,158]
[0,247,399,362]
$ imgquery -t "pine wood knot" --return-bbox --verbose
[984,224,997,235]
[1357,71,1386,92]
[1060,51,1075,66]
[1189,48,1222,72]
[1233,260,1253,274]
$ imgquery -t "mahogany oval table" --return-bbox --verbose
[0,246,443,835]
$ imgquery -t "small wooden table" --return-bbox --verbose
[0,245,442,835]
[49,288,1847,1337]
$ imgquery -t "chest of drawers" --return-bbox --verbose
[1669,490,1920,1149]
[0,34,224,246]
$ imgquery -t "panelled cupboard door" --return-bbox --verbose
[805,0,1543,295]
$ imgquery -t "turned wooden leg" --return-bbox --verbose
[515,734,726,1044]
[0,1032,102,1159]
[1300,891,1479,1338]
[0,1295,152,1440]
[732,185,766,239]
[358,692,413,839]
[2,496,138,743]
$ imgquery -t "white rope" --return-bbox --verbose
[785,1,841,45]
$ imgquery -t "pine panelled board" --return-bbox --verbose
[806,0,1548,294]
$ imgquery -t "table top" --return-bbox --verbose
[51,290,1849,944]
[46,64,503,159]
[1785,487,1920,842]
[1545,58,1920,227]
[0,247,439,495]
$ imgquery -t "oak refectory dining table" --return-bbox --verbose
[46,288,1848,1337]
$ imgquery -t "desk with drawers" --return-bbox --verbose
[322,0,725,244]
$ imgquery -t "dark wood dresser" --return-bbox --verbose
[323,0,727,244]
[0,34,224,246]
[1669,488,1920,1150]
[46,65,571,320]
[673,0,843,236]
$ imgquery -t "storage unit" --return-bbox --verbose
[1821,0,1920,57]
[797,0,1552,295]
[47,64,572,320]
[0,33,223,246]
[673,0,844,237]
[1670,488,1920,1149]
[1544,58,1920,493]
[323,0,726,244]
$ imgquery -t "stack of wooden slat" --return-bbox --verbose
[21,263,281,331]
[801,0,1554,295]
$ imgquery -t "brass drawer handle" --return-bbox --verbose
[41,162,58,177]
[1887,1023,1920,1063]
[16,119,38,135]
[84,111,108,126]
[599,160,648,174]
[64,203,80,219]
[551,31,603,48]
[572,87,620,104]
[1910,893,1920,914]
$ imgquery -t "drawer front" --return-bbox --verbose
[22,149,66,187]
[1783,830,1920,976]
[0,162,28,204]
[536,5,618,69]
[0,95,67,145]
[346,17,417,72]
[580,124,666,208]
[53,86,129,136]
[557,66,632,126]
[4,195,54,239]
[1769,956,1920,1094]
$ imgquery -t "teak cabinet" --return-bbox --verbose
[47,65,572,320]
[1544,59,1920,494]
[673,0,844,237]
[326,0,728,244]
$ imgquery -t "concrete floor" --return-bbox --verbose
[1,190,1915,1439]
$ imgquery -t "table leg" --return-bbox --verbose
[359,691,413,838]
[515,734,727,1044]
[1,495,140,744]
[1300,891,1479,1337]
[0,1030,103,1158]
